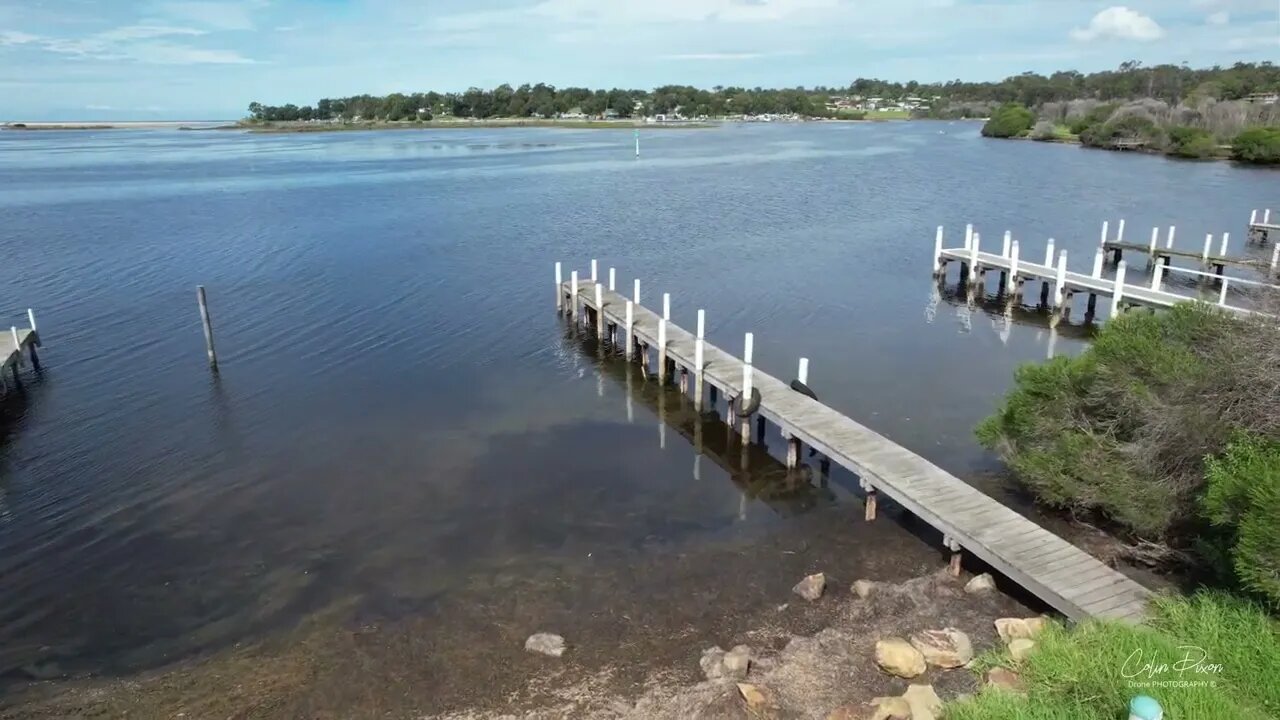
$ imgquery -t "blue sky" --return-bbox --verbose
[2,0,1278,119]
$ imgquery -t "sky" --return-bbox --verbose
[1,0,1278,120]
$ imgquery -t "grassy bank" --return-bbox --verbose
[242,118,713,133]
[950,592,1280,720]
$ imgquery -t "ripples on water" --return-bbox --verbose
[0,123,1274,682]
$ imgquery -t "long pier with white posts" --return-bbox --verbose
[553,259,1151,623]
[932,221,1278,323]
[1249,208,1277,245]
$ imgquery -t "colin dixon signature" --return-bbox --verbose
[1122,646,1224,679]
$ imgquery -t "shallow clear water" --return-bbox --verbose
[0,122,1273,681]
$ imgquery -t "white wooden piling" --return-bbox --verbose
[1117,219,1125,243]
[662,292,670,321]
[555,262,563,309]
[1044,238,1055,267]
[1110,261,1127,316]
[933,227,946,271]
[1166,225,1176,249]
[798,357,809,385]
[1053,250,1068,308]
[742,333,754,399]
[570,271,579,322]
[197,285,217,370]
[968,231,980,280]
[694,309,705,410]
[1009,240,1021,286]
[1218,278,1230,306]
[964,223,973,250]
[1092,246,1104,278]
[1202,234,1213,264]
[10,327,20,364]
[594,283,604,340]
[1219,232,1229,257]
[590,259,597,283]
[633,278,640,305]
[1148,227,1159,256]
[657,318,668,383]
[1252,209,1259,226]
[1002,230,1011,258]
[27,309,36,332]
[1267,209,1273,224]
[1151,261,1164,291]
[1100,221,1109,247]
[608,267,616,292]
[624,300,635,360]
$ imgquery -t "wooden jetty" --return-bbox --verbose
[932,223,1277,324]
[1097,219,1270,275]
[1250,208,1278,245]
[554,262,1151,623]
[1,310,41,394]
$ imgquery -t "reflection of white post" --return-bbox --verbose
[1117,218,1125,244]
[570,270,579,322]
[694,309,706,411]
[1219,278,1230,306]
[1044,238,1055,267]
[1151,261,1164,291]
[608,267,616,292]
[625,363,634,422]
[624,300,634,360]
[1111,261,1127,316]
[798,357,809,385]
[1048,325,1058,360]
[933,226,944,274]
[659,389,666,449]
[1166,225,1176,249]
[1092,246,1104,278]
[1219,232,1230,257]
[1002,230,1011,258]
[633,278,640,305]
[590,259,597,283]
[594,283,604,340]
[1053,250,1068,307]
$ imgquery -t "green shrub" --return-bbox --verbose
[1167,126,1220,159]
[981,103,1035,138]
[949,592,1280,720]
[1068,103,1117,136]
[1204,436,1280,606]
[1231,127,1280,164]
[977,303,1241,539]
[1080,114,1164,149]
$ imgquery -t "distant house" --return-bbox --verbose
[1246,92,1279,105]
[603,108,619,119]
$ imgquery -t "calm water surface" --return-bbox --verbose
[0,123,1274,682]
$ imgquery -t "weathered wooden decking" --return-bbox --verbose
[561,276,1151,623]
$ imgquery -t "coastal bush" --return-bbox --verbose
[1029,120,1057,141]
[1166,125,1219,159]
[1067,102,1117,135]
[1204,436,1280,606]
[1231,127,1280,164]
[948,592,1280,720]
[1080,114,1163,149]
[981,103,1035,138]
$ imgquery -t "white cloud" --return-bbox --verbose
[1070,6,1164,42]
[96,25,207,42]
[1206,11,1230,25]
[156,1,259,30]
[0,26,255,64]
[0,30,40,45]
[661,52,766,60]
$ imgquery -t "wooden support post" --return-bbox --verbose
[624,300,634,361]
[662,292,670,322]
[1052,249,1067,308]
[933,226,944,275]
[570,271,579,323]
[1151,261,1164,291]
[1100,220,1109,249]
[1087,293,1098,316]
[1002,230,1011,258]
[967,231,980,287]
[1110,261,1127,316]
[1252,209,1259,226]
[608,267,616,292]
[964,223,973,250]
[555,262,562,309]
[798,357,809,385]
[680,366,688,393]
[594,283,605,341]
[740,332,754,441]
[1148,226,1159,260]
[1266,209,1273,224]
[9,327,21,368]
[1009,240,1020,291]
[945,536,962,577]
[590,258,597,283]
[1043,237,1055,267]
[27,308,36,333]
[657,319,668,383]
[755,415,765,445]
[786,434,801,469]
[1039,281,1050,307]
[1116,218,1125,244]
[1202,233,1213,267]
[1219,232,1230,257]
[633,278,640,305]
[710,385,718,407]
[1166,225,1176,249]
[197,285,217,370]
[694,309,705,411]
[1092,245,1104,278]
[863,479,877,521]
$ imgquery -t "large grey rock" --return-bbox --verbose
[874,637,926,678]
[964,573,996,594]
[910,628,973,669]
[995,616,1048,644]
[524,632,566,657]
[902,684,943,720]
[793,572,827,601]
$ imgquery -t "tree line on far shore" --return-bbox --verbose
[245,61,1279,124]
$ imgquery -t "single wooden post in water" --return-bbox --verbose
[1151,261,1164,291]
[570,271,579,323]
[1110,261,1127,316]
[1002,230,1011,258]
[1052,250,1068,308]
[1044,238,1055,267]
[657,318,668,383]
[798,357,809,385]
[787,356,808,469]
[624,300,634,361]
[196,285,218,370]
[862,478,877,521]
[633,278,641,305]
[590,259,597,283]
[945,536,963,577]
[933,226,944,276]
[608,267,616,292]
[594,283,604,340]
[1166,225,1176,249]
[694,309,706,411]
[739,333,755,441]
[555,262,563,309]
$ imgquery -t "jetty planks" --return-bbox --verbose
[564,277,1151,623]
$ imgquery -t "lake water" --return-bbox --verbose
[0,123,1274,699]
